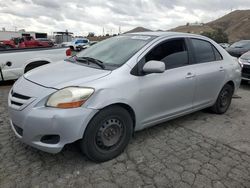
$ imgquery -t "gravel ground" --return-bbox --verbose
[0,84,250,188]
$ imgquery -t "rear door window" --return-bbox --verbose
[213,47,223,61]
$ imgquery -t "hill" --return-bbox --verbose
[170,10,250,42]
[124,27,152,33]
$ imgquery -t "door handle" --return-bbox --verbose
[219,67,225,72]
[185,72,195,79]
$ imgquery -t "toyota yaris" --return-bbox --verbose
[8,32,241,162]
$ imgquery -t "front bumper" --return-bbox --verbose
[9,106,97,153]
[8,77,98,153]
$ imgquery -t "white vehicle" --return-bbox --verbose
[61,38,89,50]
[0,47,69,81]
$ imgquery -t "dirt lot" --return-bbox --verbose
[0,83,250,188]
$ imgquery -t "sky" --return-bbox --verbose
[0,0,250,36]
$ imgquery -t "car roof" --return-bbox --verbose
[238,40,250,42]
[125,31,205,38]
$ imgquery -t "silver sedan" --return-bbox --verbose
[8,32,242,162]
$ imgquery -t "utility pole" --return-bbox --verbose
[119,26,121,34]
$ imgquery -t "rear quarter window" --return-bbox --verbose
[191,38,222,63]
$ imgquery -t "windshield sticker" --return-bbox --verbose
[131,36,151,40]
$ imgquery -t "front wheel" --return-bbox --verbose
[80,106,133,162]
[210,84,234,114]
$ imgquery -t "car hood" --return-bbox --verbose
[240,51,250,60]
[226,47,248,53]
[24,61,111,89]
[226,47,249,57]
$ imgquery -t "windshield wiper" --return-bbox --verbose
[75,57,105,69]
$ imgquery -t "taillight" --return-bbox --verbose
[66,48,72,56]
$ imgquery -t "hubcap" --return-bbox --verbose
[96,118,123,149]
[220,89,230,107]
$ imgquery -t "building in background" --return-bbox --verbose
[53,31,73,44]
[0,29,47,41]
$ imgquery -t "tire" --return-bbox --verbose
[80,106,133,162]
[210,84,234,114]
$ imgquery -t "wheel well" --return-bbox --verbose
[24,61,50,73]
[226,81,235,93]
[102,103,136,129]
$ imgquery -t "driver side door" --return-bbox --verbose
[136,38,196,128]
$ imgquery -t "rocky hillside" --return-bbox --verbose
[124,27,152,33]
[170,10,250,42]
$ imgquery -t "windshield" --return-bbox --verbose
[231,40,250,48]
[76,35,155,67]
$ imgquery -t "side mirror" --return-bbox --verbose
[143,60,165,74]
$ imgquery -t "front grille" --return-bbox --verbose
[242,65,250,79]
[242,73,250,79]
[242,66,250,74]
[13,124,23,136]
[9,90,32,110]
[12,92,31,100]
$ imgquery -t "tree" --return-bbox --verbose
[87,32,95,37]
[201,29,228,43]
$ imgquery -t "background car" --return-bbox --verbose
[219,43,230,49]
[61,38,89,51]
[0,36,54,49]
[226,40,250,57]
[239,51,250,84]
[36,38,54,47]
[0,47,70,81]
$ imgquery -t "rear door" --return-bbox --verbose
[188,38,226,108]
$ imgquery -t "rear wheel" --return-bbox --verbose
[80,106,133,162]
[210,84,234,114]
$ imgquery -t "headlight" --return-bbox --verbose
[238,58,249,68]
[238,58,244,68]
[46,87,94,108]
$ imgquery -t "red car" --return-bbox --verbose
[1,36,53,49]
